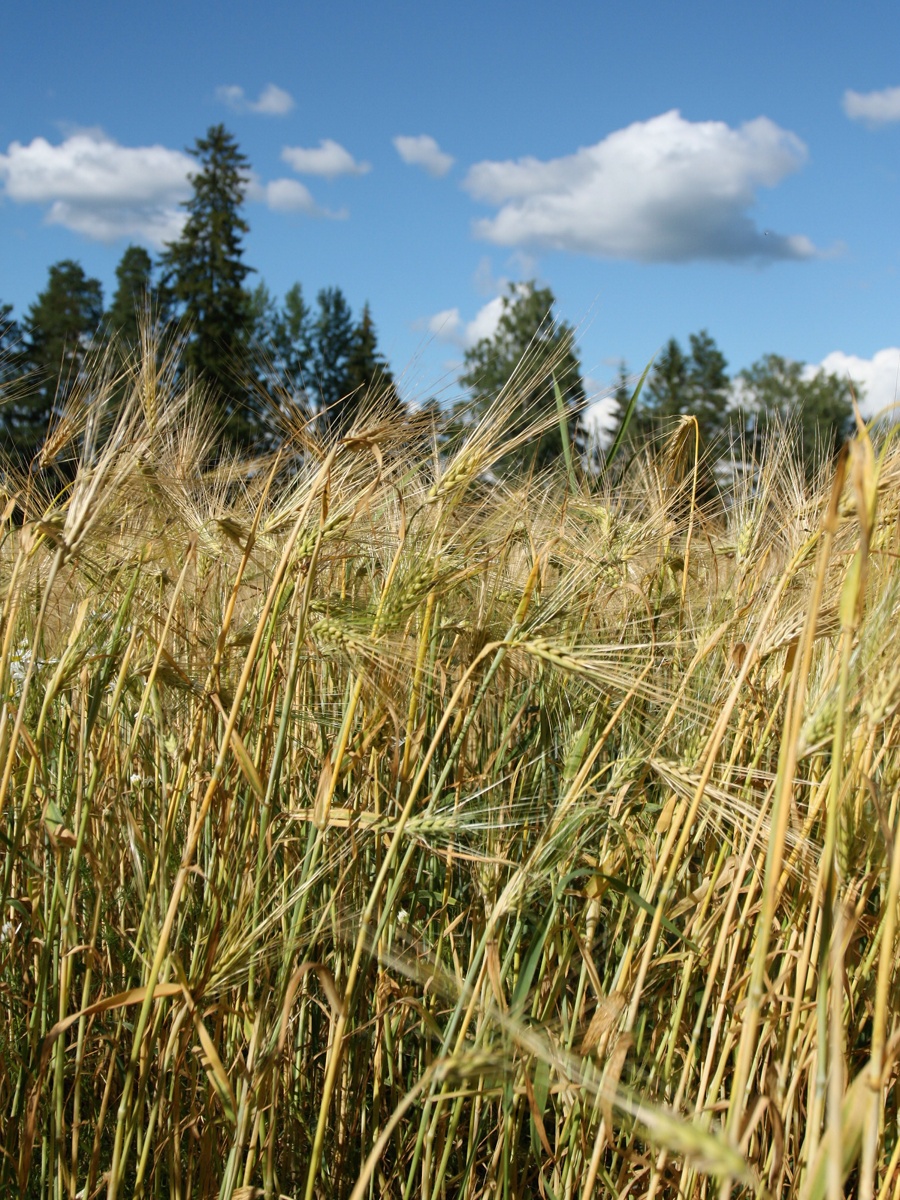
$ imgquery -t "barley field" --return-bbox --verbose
[2,340,900,1200]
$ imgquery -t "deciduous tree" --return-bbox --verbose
[737,353,856,474]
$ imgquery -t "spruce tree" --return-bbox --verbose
[0,304,26,456]
[643,338,689,423]
[161,125,257,448]
[272,283,315,410]
[686,330,730,446]
[640,330,730,449]
[7,261,104,461]
[313,287,355,433]
[345,303,401,419]
[107,245,155,352]
[249,281,316,422]
[458,282,584,475]
[0,304,22,379]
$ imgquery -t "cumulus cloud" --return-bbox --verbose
[424,294,512,349]
[261,177,346,219]
[463,110,817,264]
[0,130,192,244]
[281,139,370,179]
[425,308,463,340]
[807,348,900,418]
[843,86,900,127]
[217,83,295,116]
[582,391,622,450]
[393,134,454,177]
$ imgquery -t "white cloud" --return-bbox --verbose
[582,391,622,450]
[217,83,295,116]
[807,349,900,418]
[464,295,506,344]
[262,177,346,219]
[843,86,900,126]
[393,134,454,177]
[426,308,463,340]
[281,139,370,179]
[264,178,320,214]
[424,295,510,348]
[0,131,192,245]
[464,110,816,264]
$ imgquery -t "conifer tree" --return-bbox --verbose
[643,338,688,423]
[640,330,730,449]
[0,303,22,376]
[249,281,316,421]
[107,245,155,352]
[161,124,257,448]
[272,283,315,410]
[459,282,584,474]
[0,303,25,453]
[686,330,730,445]
[313,287,355,433]
[6,261,103,460]
[345,303,401,419]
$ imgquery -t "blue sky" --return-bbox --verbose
[2,0,899,412]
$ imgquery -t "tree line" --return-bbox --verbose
[459,285,859,479]
[0,125,398,462]
[0,123,858,478]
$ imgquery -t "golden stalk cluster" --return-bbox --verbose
[1,334,899,1199]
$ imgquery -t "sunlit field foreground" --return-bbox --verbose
[2,343,900,1200]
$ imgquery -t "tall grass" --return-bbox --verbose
[2,337,900,1199]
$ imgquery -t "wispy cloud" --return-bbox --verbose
[216,83,296,116]
[842,86,900,127]
[464,110,817,264]
[393,134,455,178]
[0,130,192,245]
[281,140,370,179]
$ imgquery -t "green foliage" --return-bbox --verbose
[345,302,402,420]
[0,303,23,383]
[0,305,26,458]
[5,261,104,461]
[106,245,155,352]
[160,124,258,448]
[640,329,730,448]
[643,337,688,419]
[313,286,355,432]
[277,283,316,395]
[737,352,857,473]
[249,280,319,432]
[613,360,632,413]
[458,281,585,474]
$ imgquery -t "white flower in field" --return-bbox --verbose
[397,909,410,928]
[0,920,15,944]
[130,773,142,787]
[6,639,59,689]
[7,655,28,685]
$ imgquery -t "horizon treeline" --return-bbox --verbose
[0,125,399,461]
[0,123,861,477]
